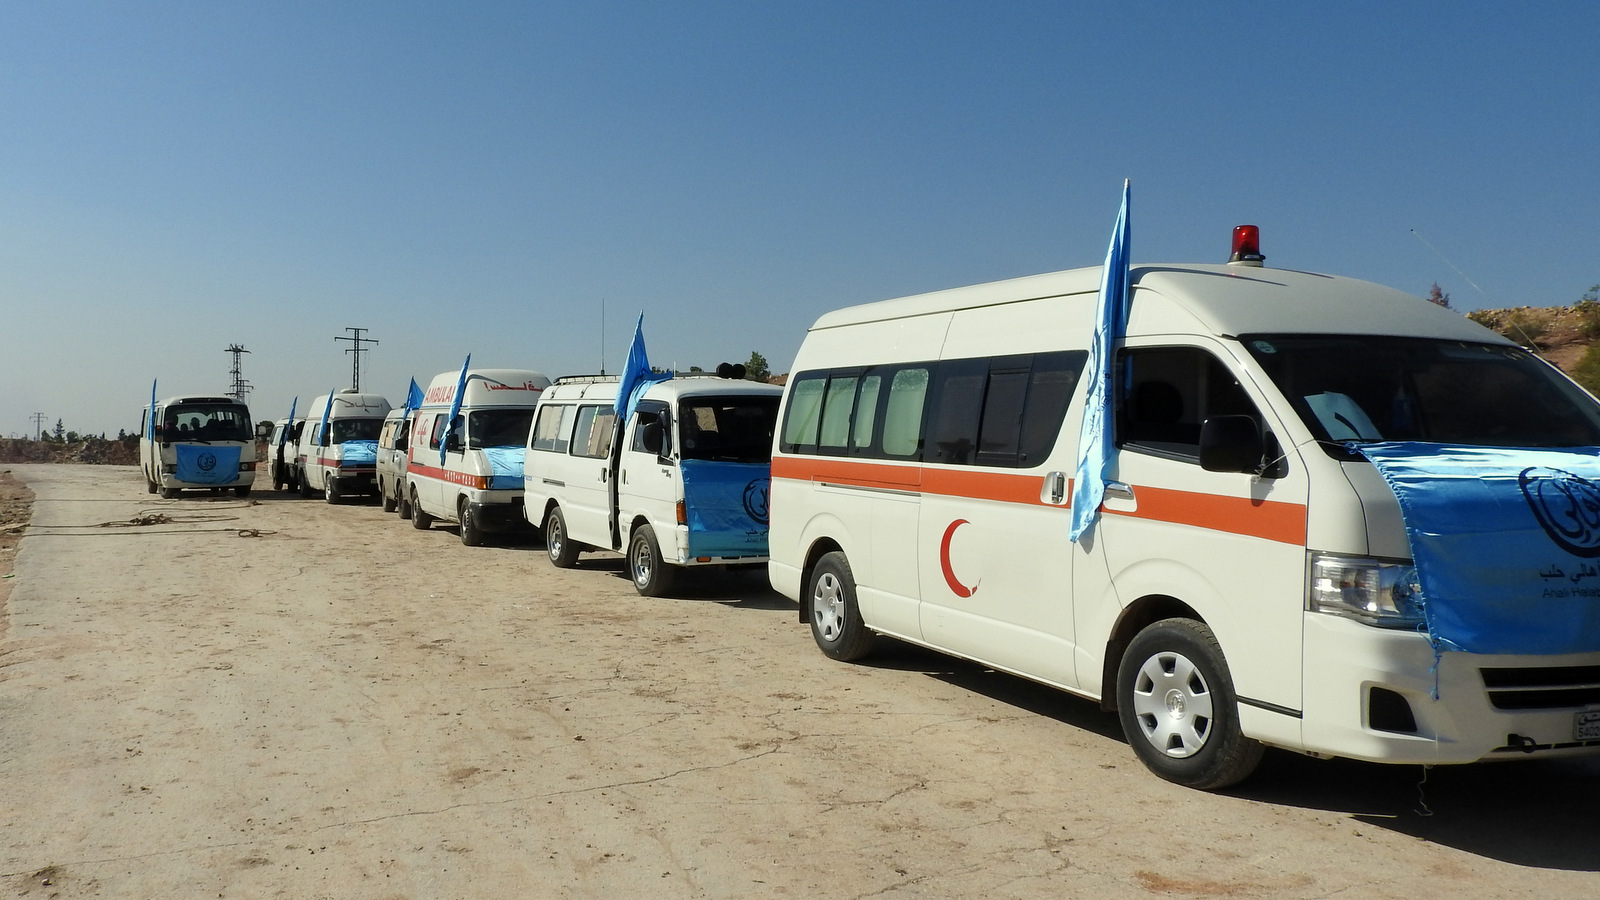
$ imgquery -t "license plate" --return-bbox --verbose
[1576,710,1600,741]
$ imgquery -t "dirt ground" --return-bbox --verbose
[2,464,1599,899]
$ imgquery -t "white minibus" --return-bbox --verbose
[405,368,550,545]
[139,395,257,498]
[296,390,392,502]
[524,374,782,595]
[769,239,1600,789]
[264,417,306,491]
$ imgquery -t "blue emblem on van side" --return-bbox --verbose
[743,477,770,526]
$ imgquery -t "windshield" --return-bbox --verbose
[678,396,780,463]
[163,403,253,442]
[1242,335,1600,455]
[469,409,535,448]
[329,418,383,443]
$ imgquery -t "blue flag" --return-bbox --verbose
[147,379,158,440]
[441,355,470,466]
[401,377,423,419]
[1359,442,1600,656]
[281,396,297,447]
[319,387,335,449]
[615,314,672,431]
[1070,181,1132,542]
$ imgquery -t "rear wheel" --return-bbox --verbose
[545,508,580,568]
[160,485,180,500]
[628,524,676,596]
[1117,618,1263,790]
[808,551,874,661]
[145,473,157,494]
[460,499,485,547]
[398,489,413,520]
[410,486,433,529]
[380,477,397,512]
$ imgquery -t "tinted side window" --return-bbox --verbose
[571,405,616,459]
[1118,347,1260,461]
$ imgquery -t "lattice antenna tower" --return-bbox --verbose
[225,344,253,403]
[335,327,378,391]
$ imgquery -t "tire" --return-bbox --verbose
[380,478,397,513]
[409,486,433,529]
[398,490,413,520]
[145,473,157,494]
[299,469,317,499]
[234,486,251,498]
[160,485,179,500]
[545,507,580,568]
[460,499,485,547]
[323,474,340,504]
[1116,618,1264,790]
[271,464,283,491]
[807,551,875,661]
[627,524,676,597]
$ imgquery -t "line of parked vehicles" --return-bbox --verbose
[138,226,1600,790]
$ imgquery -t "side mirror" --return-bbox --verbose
[640,420,663,456]
[394,436,408,452]
[445,432,463,452]
[1199,415,1267,474]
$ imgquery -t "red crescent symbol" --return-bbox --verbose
[940,518,978,598]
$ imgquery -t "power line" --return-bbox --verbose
[335,327,378,391]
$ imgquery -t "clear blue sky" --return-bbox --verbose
[2,1,1596,437]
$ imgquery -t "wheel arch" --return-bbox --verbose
[795,536,845,623]
[1099,594,1204,712]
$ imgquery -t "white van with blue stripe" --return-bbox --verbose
[405,368,550,546]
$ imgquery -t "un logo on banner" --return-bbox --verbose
[1520,466,1600,557]
[197,452,218,472]
[742,477,770,526]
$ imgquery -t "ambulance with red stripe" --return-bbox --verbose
[405,368,550,546]
[296,390,392,502]
[768,229,1600,789]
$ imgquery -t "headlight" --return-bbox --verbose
[1308,552,1425,628]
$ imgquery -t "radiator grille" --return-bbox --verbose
[1480,665,1600,710]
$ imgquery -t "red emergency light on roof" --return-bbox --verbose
[1229,225,1265,266]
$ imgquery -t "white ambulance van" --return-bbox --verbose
[264,417,306,491]
[769,234,1600,789]
[296,390,392,503]
[376,408,410,514]
[139,395,258,498]
[523,374,782,595]
[405,368,550,545]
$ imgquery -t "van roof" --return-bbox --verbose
[810,264,1505,345]
[541,376,783,405]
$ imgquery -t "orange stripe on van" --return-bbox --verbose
[1101,485,1307,546]
[771,455,1307,545]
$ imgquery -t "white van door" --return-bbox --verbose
[914,352,1086,689]
[1081,340,1308,725]
[619,400,679,553]
[563,403,619,546]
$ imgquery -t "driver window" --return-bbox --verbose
[1117,347,1262,462]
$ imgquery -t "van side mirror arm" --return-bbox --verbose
[1199,415,1276,476]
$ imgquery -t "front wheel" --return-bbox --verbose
[234,485,251,498]
[808,551,874,661]
[1116,618,1264,790]
[545,507,580,568]
[627,525,676,597]
[460,500,485,547]
[145,473,157,494]
[160,485,179,500]
[323,474,340,504]
[410,486,433,529]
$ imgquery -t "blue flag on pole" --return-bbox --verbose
[147,379,158,440]
[441,355,470,466]
[281,396,297,448]
[1070,180,1132,542]
[615,314,672,430]
[318,387,335,450]
[1358,442,1600,656]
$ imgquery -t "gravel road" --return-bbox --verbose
[2,464,1598,898]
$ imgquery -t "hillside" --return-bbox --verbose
[1465,303,1599,376]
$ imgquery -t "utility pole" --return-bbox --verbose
[29,412,46,441]
[225,344,253,403]
[335,327,378,391]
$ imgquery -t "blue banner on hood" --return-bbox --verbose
[679,460,769,558]
[1358,442,1600,656]
[174,444,241,485]
[483,446,524,490]
[339,440,378,465]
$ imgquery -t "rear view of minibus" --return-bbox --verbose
[769,240,1600,790]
